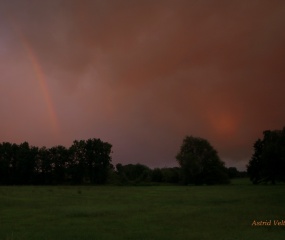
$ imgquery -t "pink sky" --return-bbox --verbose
[1,0,285,170]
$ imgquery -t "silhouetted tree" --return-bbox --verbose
[116,163,151,185]
[0,142,14,184]
[0,138,113,185]
[49,145,69,184]
[85,138,112,184]
[247,128,285,184]
[176,136,229,185]
[35,147,54,184]
[0,142,38,185]
[69,140,86,184]
[69,138,112,184]
[15,142,37,184]
[6,143,18,184]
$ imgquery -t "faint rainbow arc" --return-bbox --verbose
[20,35,60,137]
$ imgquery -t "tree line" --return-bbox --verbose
[0,136,248,186]
[111,163,245,186]
[3,126,283,186]
[0,139,112,185]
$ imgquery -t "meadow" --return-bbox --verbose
[0,179,284,240]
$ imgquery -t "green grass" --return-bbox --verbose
[0,180,284,240]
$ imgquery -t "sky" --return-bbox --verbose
[1,0,285,170]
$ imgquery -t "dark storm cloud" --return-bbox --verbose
[1,0,285,169]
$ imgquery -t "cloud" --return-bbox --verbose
[1,0,285,169]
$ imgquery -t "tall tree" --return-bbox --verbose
[49,145,69,184]
[69,140,86,184]
[176,136,229,185]
[35,147,54,185]
[15,142,37,184]
[247,128,285,184]
[69,138,112,184]
[85,138,112,184]
[0,142,13,184]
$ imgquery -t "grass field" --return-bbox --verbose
[0,179,284,240]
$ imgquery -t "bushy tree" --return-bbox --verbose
[176,136,229,185]
[247,128,285,184]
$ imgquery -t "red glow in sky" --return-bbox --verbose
[1,0,285,170]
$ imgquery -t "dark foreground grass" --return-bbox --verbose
[0,180,284,240]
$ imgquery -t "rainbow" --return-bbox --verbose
[7,14,60,138]
[20,34,60,137]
